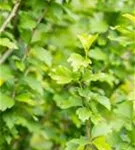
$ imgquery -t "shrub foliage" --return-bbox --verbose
[0,0,135,150]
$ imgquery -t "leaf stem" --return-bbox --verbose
[0,0,21,64]
[0,0,21,34]
[85,49,88,59]
[0,49,14,64]
[86,118,91,139]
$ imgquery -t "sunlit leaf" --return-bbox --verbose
[24,76,43,95]
[89,48,107,61]
[30,47,52,67]
[0,92,15,111]
[53,94,82,109]
[114,101,133,120]
[50,66,73,84]
[77,33,98,55]
[123,14,135,24]
[67,53,91,71]
[92,122,112,138]
[0,38,18,49]
[65,137,90,150]
[83,72,115,87]
[76,107,92,122]
[15,61,25,71]
[16,93,36,106]
[19,12,37,30]
[30,133,53,150]
[93,136,111,150]
[95,95,111,110]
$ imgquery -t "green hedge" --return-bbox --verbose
[0,0,135,150]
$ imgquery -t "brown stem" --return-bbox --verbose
[86,119,97,150]
[0,0,21,64]
[0,0,21,34]
[86,118,91,139]
[0,49,14,64]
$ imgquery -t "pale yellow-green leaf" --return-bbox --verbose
[50,66,73,84]
[77,145,85,150]
[77,33,98,55]
[16,93,36,106]
[0,79,4,86]
[76,107,91,122]
[30,47,52,67]
[0,38,18,49]
[67,53,91,72]
[123,14,135,24]
[0,65,13,85]
[16,61,25,72]
[91,122,112,138]
[95,95,111,110]
[0,92,15,111]
[93,136,111,150]
[54,94,82,109]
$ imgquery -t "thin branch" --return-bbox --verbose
[0,0,21,34]
[0,49,14,64]
[0,1,21,64]
[86,119,91,139]
[22,8,49,61]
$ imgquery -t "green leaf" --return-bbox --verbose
[114,101,133,120]
[30,47,52,67]
[3,113,16,129]
[108,35,133,47]
[65,142,77,150]
[95,95,111,110]
[127,90,135,101]
[78,87,92,101]
[123,14,135,24]
[0,3,11,11]
[19,12,37,30]
[0,38,18,49]
[0,92,15,111]
[90,13,108,33]
[15,61,25,71]
[3,112,40,133]
[89,48,107,61]
[86,73,115,87]
[127,147,135,150]
[49,2,63,21]
[91,122,111,138]
[128,128,135,146]
[54,94,82,109]
[76,107,91,122]
[65,137,90,150]
[24,76,43,95]
[16,116,40,133]
[77,33,98,55]
[16,93,36,106]
[30,133,53,150]
[5,135,12,144]
[77,145,85,150]
[93,136,111,150]
[0,65,13,86]
[109,116,125,131]
[50,66,73,84]
[67,53,91,72]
